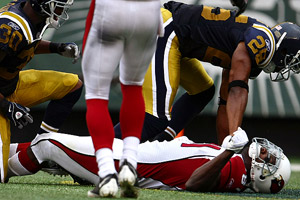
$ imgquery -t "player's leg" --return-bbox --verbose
[118,1,160,197]
[15,70,82,134]
[0,115,11,183]
[37,80,82,134]
[7,133,99,185]
[168,58,215,137]
[142,8,182,142]
[114,112,169,142]
[82,0,125,196]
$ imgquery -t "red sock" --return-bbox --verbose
[18,148,41,173]
[120,84,145,139]
[86,99,114,151]
[16,142,31,153]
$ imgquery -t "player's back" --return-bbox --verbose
[164,1,262,69]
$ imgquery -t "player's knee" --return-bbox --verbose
[63,84,83,104]
[196,84,215,104]
[204,84,215,101]
[71,78,83,92]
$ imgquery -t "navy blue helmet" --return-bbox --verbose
[264,22,300,81]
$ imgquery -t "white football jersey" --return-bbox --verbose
[29,133,247,192]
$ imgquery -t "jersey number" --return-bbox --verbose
[0,24,22,51]
[247,36,267,64]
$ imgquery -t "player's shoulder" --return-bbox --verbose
[244,22,276,68]
[0,0,36,45]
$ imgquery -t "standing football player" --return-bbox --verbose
[143,1,300,147]
[81,0,162,197]
[0,0,82,183]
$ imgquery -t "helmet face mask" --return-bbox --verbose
[248,137,291,193]
[30,0,74,29]
[264,22,300,81]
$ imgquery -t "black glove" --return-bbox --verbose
[230,0,248,16]
[3,100,33,129]
[151,131,174,142]
[49,42,80,64]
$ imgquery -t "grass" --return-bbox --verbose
[0,0,11,8]
[1,170,299,200]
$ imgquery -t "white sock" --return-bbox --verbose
[95,148,117,178]
[120,136,140,169]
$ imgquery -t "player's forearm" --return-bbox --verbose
[216,69,230,144]
[216,105,229,145]
[35,40,51,54]
[185,150,234,192]
[226,87,248,135]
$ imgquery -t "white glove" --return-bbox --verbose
[221,127,249,153]
[57,43,81,64]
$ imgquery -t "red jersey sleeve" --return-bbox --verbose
[218,155,248,192]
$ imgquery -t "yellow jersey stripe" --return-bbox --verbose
[0,12,33,43]
[253,24,276,67]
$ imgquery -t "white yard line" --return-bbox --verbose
[291,164,300,172]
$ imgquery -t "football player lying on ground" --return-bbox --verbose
[7,132,290,194]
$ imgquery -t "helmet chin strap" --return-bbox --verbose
[47,17,59,29]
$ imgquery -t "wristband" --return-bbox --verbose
[49,42,61,53]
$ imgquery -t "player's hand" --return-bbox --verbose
[6,101,33,129]
[221,127,248,153]
[57,42,81,64]
[151,131,174,142]
[230,0,248,17]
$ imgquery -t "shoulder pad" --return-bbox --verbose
[0,11,34,44]
[244,23,276,68]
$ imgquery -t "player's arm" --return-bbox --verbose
[216,68,230,145]
[226,42,251,136]
[34,40,51,54]
[185,150,235,192]
[186,127,248,192]
[35,40,80,63]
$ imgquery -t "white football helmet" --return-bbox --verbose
[30,0,74,29]
[248,137,291,193]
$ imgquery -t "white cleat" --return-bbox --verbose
[118,159,139,198]
[87,173,118,198]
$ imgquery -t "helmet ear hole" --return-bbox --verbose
[280,48,287,56]
[259,175,265,180]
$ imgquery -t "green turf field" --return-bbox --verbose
[1,170,299,200]
[0,0,11,8]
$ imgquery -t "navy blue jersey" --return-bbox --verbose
[164,1,276,78]
[0,0,48,95]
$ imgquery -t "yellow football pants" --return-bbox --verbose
[0,69,79,182]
